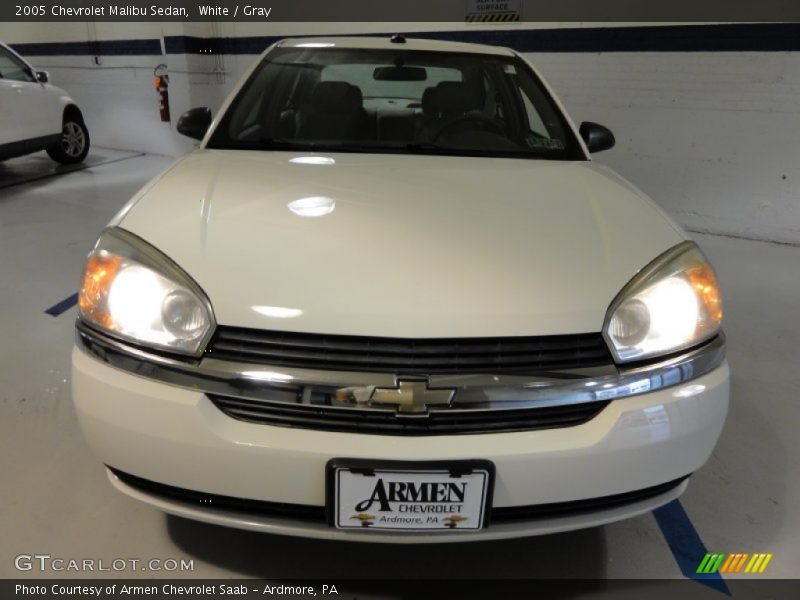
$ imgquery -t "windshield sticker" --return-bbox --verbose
[503,64,517,75]
[526,137,565,150]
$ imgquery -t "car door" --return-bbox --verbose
[0,46,28,145]
[0,45,58,144]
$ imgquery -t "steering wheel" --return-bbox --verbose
[432,114,505,141]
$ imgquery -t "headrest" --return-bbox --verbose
[422,86,439,115]
[422,82,482,116]
[310,81,363,114]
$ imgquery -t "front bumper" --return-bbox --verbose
[71,337,729,541]
[107,467,690,543]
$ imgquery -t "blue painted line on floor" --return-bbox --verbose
[653,499,731,595]
[45,293,78,317]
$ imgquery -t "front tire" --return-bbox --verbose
[47,117,90,164]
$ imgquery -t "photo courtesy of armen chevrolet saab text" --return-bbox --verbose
[71,36,729,542]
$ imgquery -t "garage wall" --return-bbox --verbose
[533,51,800,245]
[2,22,799,245]
[1,22,232,156]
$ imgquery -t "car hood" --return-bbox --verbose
[117,150,685,337]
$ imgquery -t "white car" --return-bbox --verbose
[72,37,728,542]
[0,42,89,164]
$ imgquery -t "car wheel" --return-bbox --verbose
[47,117,90,164]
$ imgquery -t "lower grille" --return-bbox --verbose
[206,327,613,374]
[208,395,610,435]
[491,476,688,523]
[110,468,688,525]
[111,468,325,522]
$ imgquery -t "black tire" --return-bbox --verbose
[47,116,90,164]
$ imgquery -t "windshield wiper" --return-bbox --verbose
[207,138,308,151]
[257,137,320,150]
[399,141,544,158]
[401,141,452,153]
[212,138,554,159]
[258,138,386,152]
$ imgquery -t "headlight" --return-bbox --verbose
[78,228,215,355]
[604,241,722,363]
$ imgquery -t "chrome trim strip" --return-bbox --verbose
[76,320,726,413]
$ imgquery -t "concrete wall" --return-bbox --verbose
[532,51,800,245]
[1,22,233,155]
[1,22,798,245]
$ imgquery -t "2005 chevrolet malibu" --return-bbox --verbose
[72,37,728,541]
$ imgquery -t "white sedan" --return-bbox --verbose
[72,36,728,542]
[0,42,89,164]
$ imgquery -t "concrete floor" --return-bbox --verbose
[0,150,797,582]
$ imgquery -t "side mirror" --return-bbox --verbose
[35,71,49,83]
[177,107,212,141]
[579,121,615,153]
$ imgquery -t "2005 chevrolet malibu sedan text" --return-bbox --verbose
[72,36,728,542]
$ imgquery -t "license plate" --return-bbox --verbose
[328,460,494,532]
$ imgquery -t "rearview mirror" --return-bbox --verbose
[35,71,49,83]
[579,122,615,153]
[177,107,212,141]
[373,66,427,81]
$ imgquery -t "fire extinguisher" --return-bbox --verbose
[153,64,170,122]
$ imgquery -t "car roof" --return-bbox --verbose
[276,36,516,57]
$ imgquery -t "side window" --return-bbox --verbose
[0,48,35,83]
[520,92,548,137]
[239,89,266,132]
[480,71,506,124]
[226,63,310,141]
[227,66,272,139]
[514,70,569,149]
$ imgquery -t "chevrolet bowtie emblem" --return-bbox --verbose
[369,379,456,414]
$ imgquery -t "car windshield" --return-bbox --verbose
[207,46,585,160]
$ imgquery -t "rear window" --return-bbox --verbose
[321,64,462,100]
